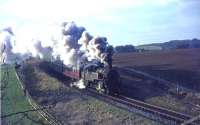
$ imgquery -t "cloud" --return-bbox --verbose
[0,0,181,21]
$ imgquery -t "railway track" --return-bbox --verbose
[84,88,198,125]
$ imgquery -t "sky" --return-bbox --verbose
[0,0,200,46]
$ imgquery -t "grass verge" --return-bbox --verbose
[1,65,49,125]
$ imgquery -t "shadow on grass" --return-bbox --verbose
[21,64,40,96]
[38,61,72,84]
[117,64,200,100]
[20,61,87,106]
[129,64,200,91]
[120,78,168,101]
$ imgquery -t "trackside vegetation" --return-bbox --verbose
[1,65,49,125]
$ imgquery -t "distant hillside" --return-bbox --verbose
[136,38,200,51]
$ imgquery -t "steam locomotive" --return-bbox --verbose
[48,59,121,95]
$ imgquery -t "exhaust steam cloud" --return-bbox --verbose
[0,22,111,68]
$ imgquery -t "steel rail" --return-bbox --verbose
[85,88,194,125]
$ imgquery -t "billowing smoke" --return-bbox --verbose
[32,40,53,60]
[50,21,111,67]
[0,27,17,64]
[52,22,85,66]
[0,21,111,69]
[0,27,53,64]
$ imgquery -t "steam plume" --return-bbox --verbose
[0,21,111,67]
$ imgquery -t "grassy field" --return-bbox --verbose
[1,65,48,125]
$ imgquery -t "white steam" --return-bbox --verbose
[0,27,17,64]
[71,79,86,89]
[0,21,110,67]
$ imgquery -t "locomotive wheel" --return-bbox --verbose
[103,80,110,95]
[96,81,105,94]
[105,69,121,95]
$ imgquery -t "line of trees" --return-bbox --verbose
[114,45,136,53]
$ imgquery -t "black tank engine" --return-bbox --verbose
[49,57,121,95]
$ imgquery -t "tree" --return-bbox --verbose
[115,44,136,53]
[176,44,189,49]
